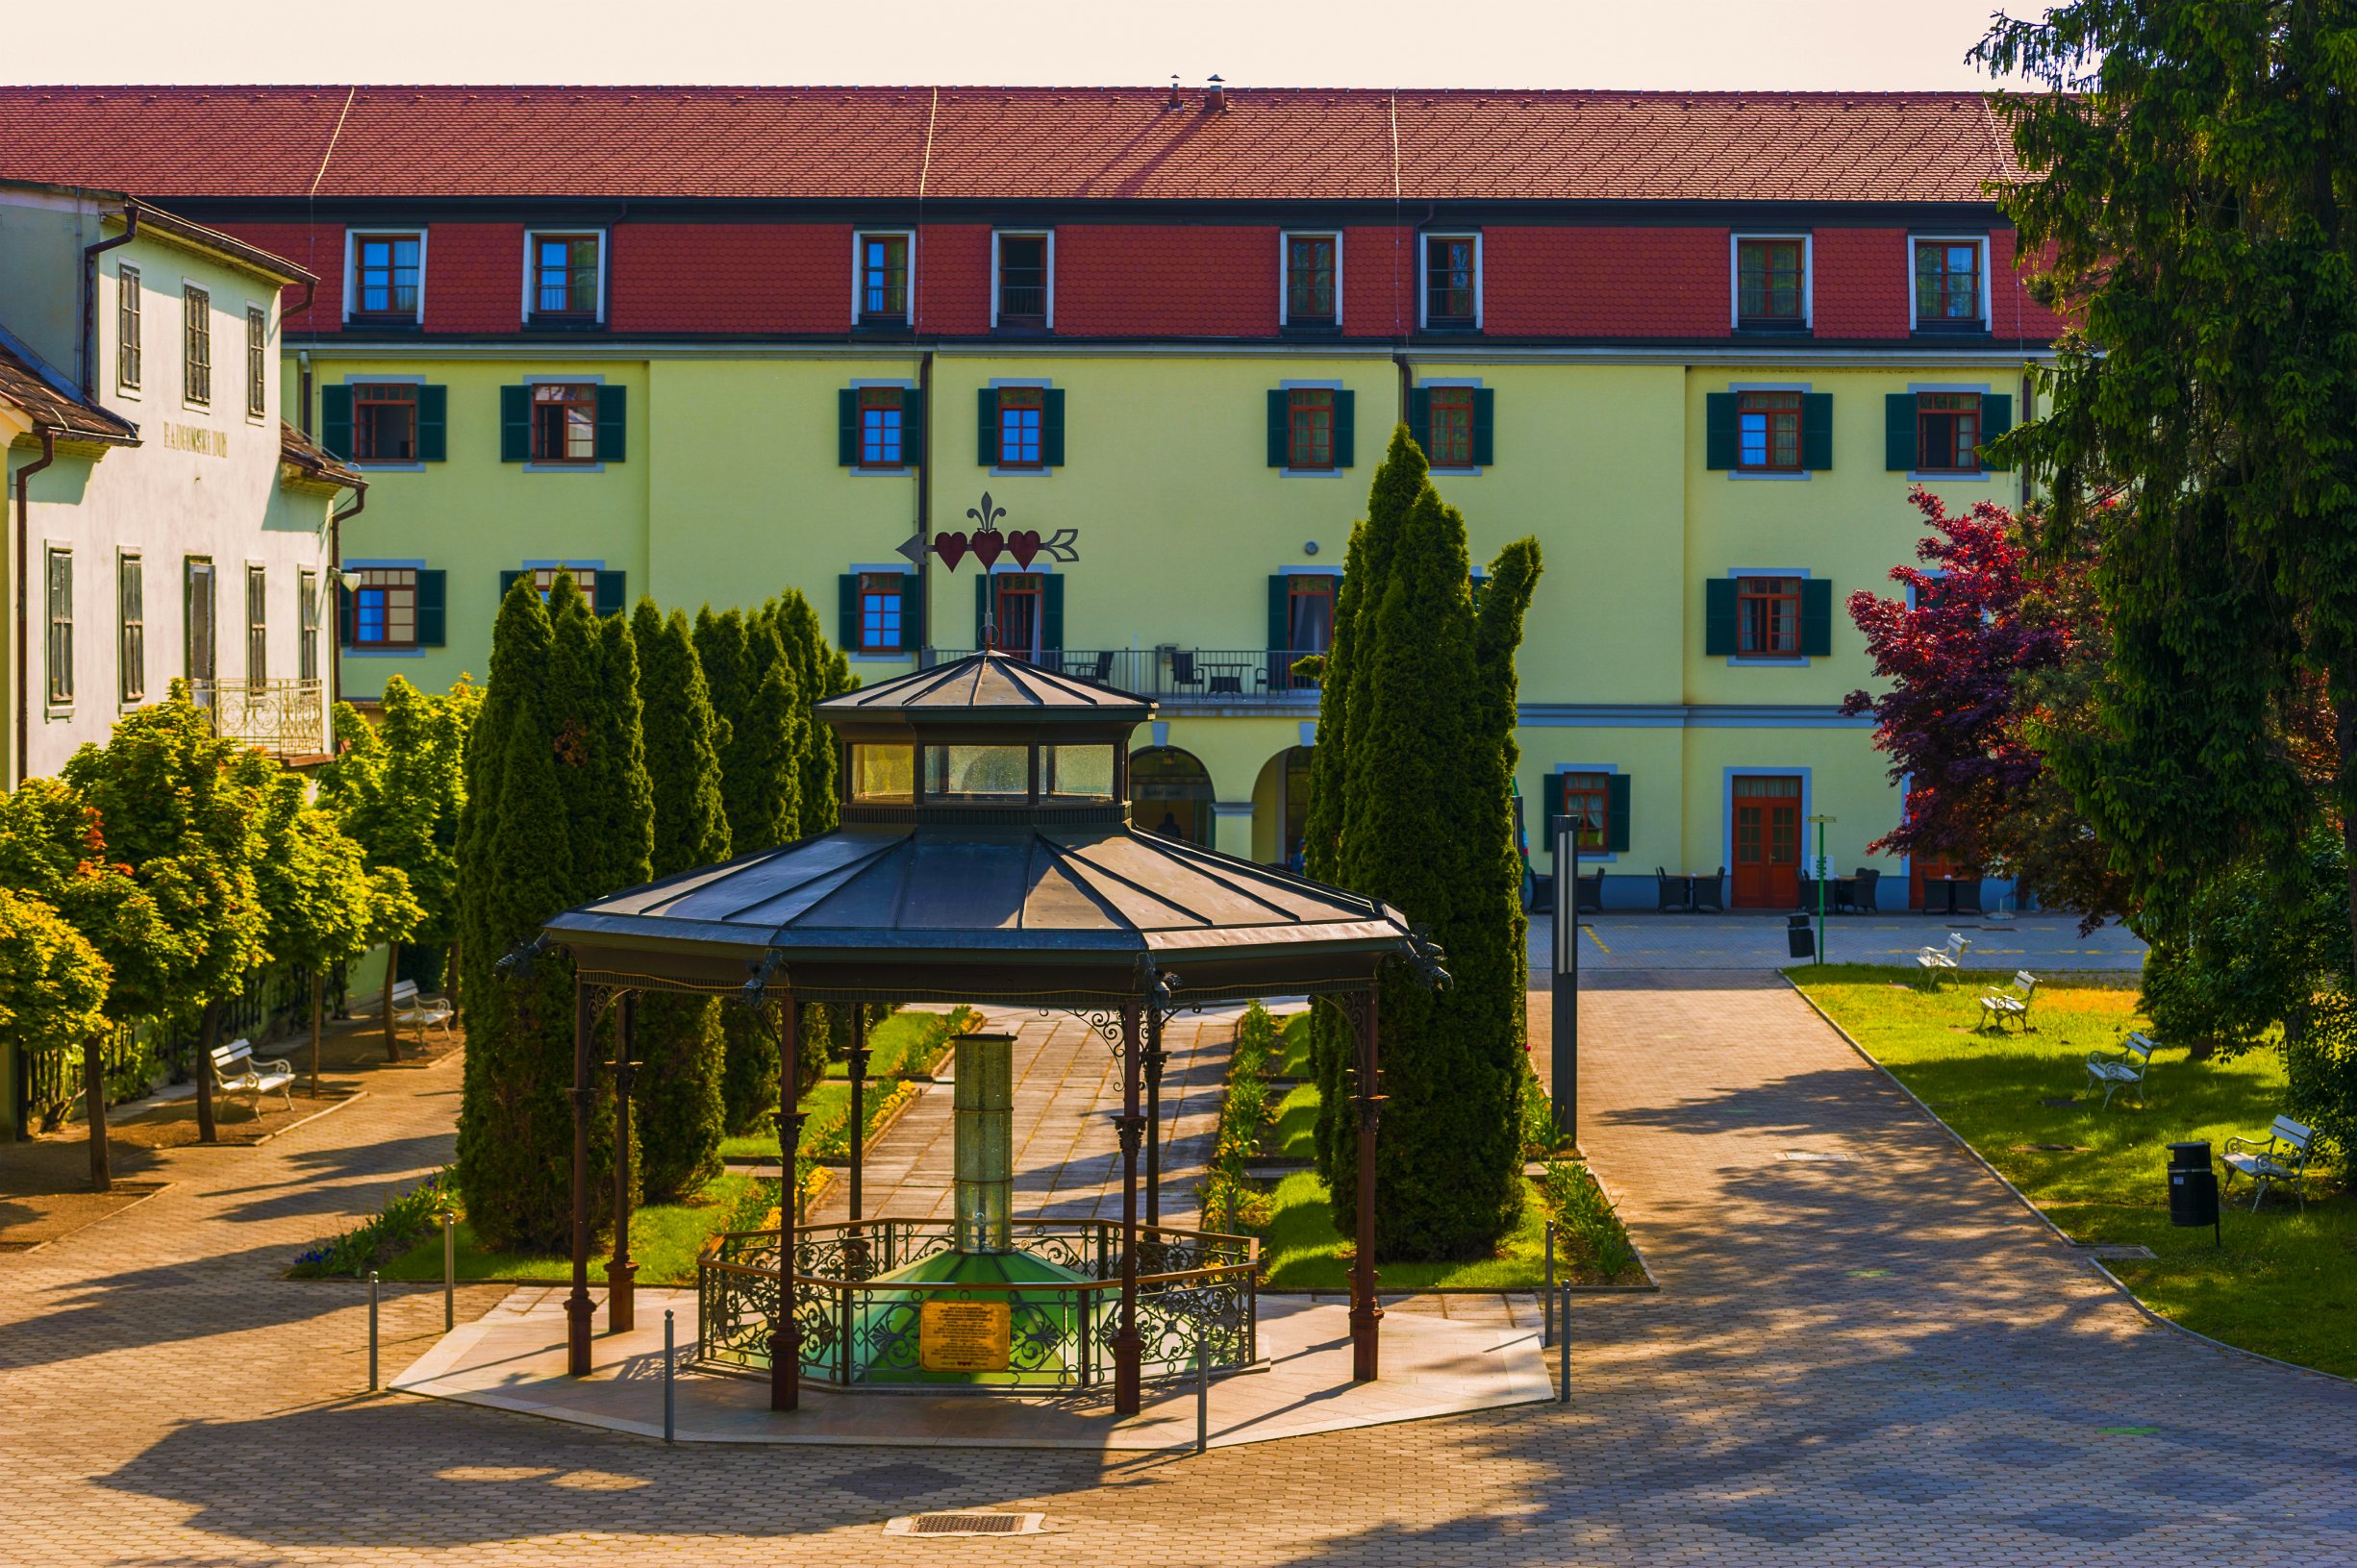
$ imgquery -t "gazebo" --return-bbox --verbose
[524,652,1442,1416]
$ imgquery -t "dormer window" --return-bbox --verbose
[857,232,912,326]
[527,231,604,323]
[1421,234,1479,330]
[350,232,423,322]
[1283,233,1339,328]
[1734,236,1808,330]
[1913,237,1988,332]
[994,234,1052,330]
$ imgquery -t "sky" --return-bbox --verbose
[3,0,2044,89]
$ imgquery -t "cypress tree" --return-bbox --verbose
[767,589,847,833]
[628,601,730,1202]
[593,610,655,896]
[455,575,616,1253]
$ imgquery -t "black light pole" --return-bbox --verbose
[1551,817,1580,1149]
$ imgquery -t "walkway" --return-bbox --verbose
[0,975,2347,1565]
[1532,910,2149,974]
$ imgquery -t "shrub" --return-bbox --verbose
[1538,1157,1638,1282]
[290,1169,452,1278]
[1198,1002,1281,1234]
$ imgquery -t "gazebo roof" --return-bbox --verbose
[820,652,1151,727]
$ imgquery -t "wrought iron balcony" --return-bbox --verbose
[921,649,1324,704]
[190,678,328,759]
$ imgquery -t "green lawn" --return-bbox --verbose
[716,1010,950,1161]
[1275,1010,1315,1079]
[1257,1171,1581,1289]
[1268,1082,1318,1161]
[1793,965,2356,1378]
[379,1172,762,1287]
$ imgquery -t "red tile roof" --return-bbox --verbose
[0,339,139,446]
[0,87,2020,205]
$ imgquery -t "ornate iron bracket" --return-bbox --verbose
[740,949,787,1009]
[495,934,553,983]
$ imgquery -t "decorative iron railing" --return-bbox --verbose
[923,649,1323,703]
[696,1218,1258,1390]
[191,678,327,758]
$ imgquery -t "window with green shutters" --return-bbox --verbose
[840,571,919,653]
[321,383,447,462]
[839,386,925,468]
[339,566,444,649]
[1542,770,1631,855]
[977,386,1065,468]
[1886,390,2012,471]
[1706,390,1831,471]
[974,571,1063,655]
[1407,386,1495,468]
[501,384,625,462]
[498,566,623,617]
[1266,387,1356,469]
[1706,576,1833,658]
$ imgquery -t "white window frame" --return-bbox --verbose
[851,229,916,326]
[1729,233,1813,331]
[1278,230,1344,328]
[520,228,609,325]
[1417,231,1483,331]
[1906,234,1993,333]
[990,230,1055,331]
[344,228,429,324]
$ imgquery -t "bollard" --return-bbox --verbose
[1543,1222,1556,1348]
[664,1309,676,1444]
[442,1212,456,1332]
[368,1269,381,1392]
[1195,1323,1210,1456]
[1556,1282,1570,1405]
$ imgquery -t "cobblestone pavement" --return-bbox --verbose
[1532,911,2149,975]
[3,973,2350,1566]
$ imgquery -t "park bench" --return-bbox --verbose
[211,1039,296,1118]
[2084,1031,2158,1110]
[2222,1115,2315,1211]
[1917,933,1970,970]
[1978,971,2038,1032]
[389,980,455,1042]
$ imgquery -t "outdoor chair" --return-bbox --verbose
[210,1039,296,1119]
[1068,650,1114,683]
[389,979,455,1044]
[1917,933,1970,970]
[1168,651,1206,691]
[2222,1115,2316,1211]
[1851,867,1881,911]
[1576,867,1606,915]
[1528,872,1555,915]
[1977,971,2038,1032]
[1654,867,1693,912]
[2084,1032,2159,1110]
[1690,868,1725,913]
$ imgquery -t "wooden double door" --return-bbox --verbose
[1732,776,1803,908]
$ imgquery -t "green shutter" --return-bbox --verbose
[417,385,447,461]
[839,573,860,648]
[1042,575,1065,652]
[1980,392,2013,468]
[1542,772,1565,845]
[1268,575,1290,651]
[500,386,530,462]
[1407,387,1432,455]
[838,388,860,466]
[1335,389,1356,468]
[1041,388,1066,466]
[974,571,990,645]
[898,574,920,650]
[902,388,926,459]
[415,570,446,646]
[594,570,626,618]
[1472,387,1496,466]
[337,579,358,647]
[1801,392,1833,471]
[1801,579,1833,657]
[1606,774,1632,853]
[320,385,353,460]
[594,386,626,462]
[1886,393,1918,470]
[976,386,999,466]
[1266,389,1289,467]
[1705,392,1738,469]
[1705,578,1739,657]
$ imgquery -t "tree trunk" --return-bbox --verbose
[195,998,222,1143]
[382,939,402,1062]
[85,1033,112,1193]
[310,973,326,1097]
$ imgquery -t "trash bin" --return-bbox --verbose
[1786,912,1815,959]
[2168,1140,2219,1232]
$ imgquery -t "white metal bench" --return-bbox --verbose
[2223,1115,2315,1210]
[389,979,455,1041]
[2084,1032,2158,1109]
[1978,971,2038,1032]
[211,1039,295,1117]
[1917,933,1970,970]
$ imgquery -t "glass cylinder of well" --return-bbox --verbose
[953,1033,1015,1253]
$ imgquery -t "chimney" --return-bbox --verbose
[1167,74,1184,110]
[1204,73,1227,112]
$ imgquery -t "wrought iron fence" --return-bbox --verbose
[696,1218,1257,1390]
[190,678,327,758]
[923,649,1322,703]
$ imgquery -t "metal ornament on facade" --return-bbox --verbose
[906,492,1081,575]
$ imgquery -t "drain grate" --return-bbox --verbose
[1778,1150,1856,1163]
[887,1511,1045,1537]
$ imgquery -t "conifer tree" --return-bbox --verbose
[628,601,729,1201]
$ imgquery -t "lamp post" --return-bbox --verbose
[1806,814,1835,965]
[1550,813,1588,1148]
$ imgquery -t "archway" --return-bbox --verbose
[1250,746,1316,871]
[1128,746,1215,845]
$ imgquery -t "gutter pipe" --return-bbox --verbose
[14,430,57,789]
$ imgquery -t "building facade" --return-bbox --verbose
[1,86,2063,907]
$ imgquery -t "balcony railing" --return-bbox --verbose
[190,678,327,759]
[924,649,1324,703]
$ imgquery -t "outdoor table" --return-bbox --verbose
[1923,877,1965,916]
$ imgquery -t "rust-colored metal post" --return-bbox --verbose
[606,991,638,1333]
[564,978,596,1377]
[847,1006,869,1272]
[1350,980,1384,1381]
[1114,1001,1144,1415]
[1141,1008,1166,1226]
[770,996,803,1412]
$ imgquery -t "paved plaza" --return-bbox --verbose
[2,963,2350,1566]
[1533,910,2150,975]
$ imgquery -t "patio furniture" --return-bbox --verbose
[2222,1116,2315,1210]
[1654,867,1693,912]
[1066,650,1115,683]
[1922,876,1968,916]
[1851,867,1881,911]
[2085,1032,2159,1109]
[1168,650,1207,691]
[1798,875,1851,912]
[1917,933,1970,969]
[1528,872,1555,915]
[1977,971,2038,1032]
[389,979,455,1044]
[1688,868,1725,912]
[210,1039,295,1118]
[1577,867,1606,915]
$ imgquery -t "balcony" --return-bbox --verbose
[191,679,328,760]
[924,649,1324,705]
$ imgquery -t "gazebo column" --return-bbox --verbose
[1141,1008,1166,1227]
[1351,980,1385,1382]
[1113,1000,1145,1415]
[564,978,596,1377]
[606,991,638,1333]
[770,996,804,1413]
[847,1006,869,1271]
